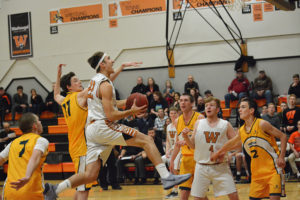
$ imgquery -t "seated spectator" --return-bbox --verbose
[136,112,153,134]
[116,146,144,184]
[149,91,168,119]
[29,89,44,116]
[11,85,28,123]
[190,88,198,111]
[131,76,147,94]
[171,92,180,112]
[224,69,249,108]
[204,90,213,99]
[0,122,16,151]
[262,103,281,130]
[288,74,300,105]
[278,102,288,132]
[287,120,300,179]
[0,87,11,128]
[251,70,273,104]
[154,108,168,140]
[146,77,159,103]
[283,94,300,136]
[184,75,200,95]
[45,83,60,114]
[196,96,205,113]
[261,105,268,117]
[163,80,175,106]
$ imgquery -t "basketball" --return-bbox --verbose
[125,93,148,110]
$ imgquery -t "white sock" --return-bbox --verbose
[246,170,250,177]
[155,163,170,179]
[56,179,71,194]
[237,171,241,175]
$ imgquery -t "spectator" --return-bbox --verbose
[171,92,180,112]
[204,90,213,99]
[288,74,300,105]
[196,96,205,113]
[11,85,28,123]
[278,102,288,132]
[163,80,175,106]
[136,112,153,134]
[29,89,44,116]
[45,84,60,114]
[251,70,273,104]
[283,94,300,136]
[0,87,11,128]
[262,103,281,130]
[190,88,198,111]
[261,105,268,117]
[0,122,16,151]
[184,75,200,95]
[145,77,159,103]
[131,76,147,94]
[287,120,300,179]
[154,108,168,140]
[224,69,249,108]
[149,91,168,118]
[116,146,144,184]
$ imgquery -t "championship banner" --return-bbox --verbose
[173,0,230,10]
[119,0,166,17]
[50,4,103,25]
[8,12,33,59]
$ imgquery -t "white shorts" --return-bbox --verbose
[191,163,237,198]
[86,120,135,165]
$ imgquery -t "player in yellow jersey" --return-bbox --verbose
[170,93,204,200]
[1,113,48,200]
[211,98,287,200]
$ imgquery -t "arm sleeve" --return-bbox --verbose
[34,137,49,154]
[0,142,11,161]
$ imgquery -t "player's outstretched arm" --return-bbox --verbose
[100,82,147,121]
[110,62,142,82]
[260,120,287,169]
[10,149,43,190]
[54,64,66,105]
[211,133,242,162]
[116,99,127,109]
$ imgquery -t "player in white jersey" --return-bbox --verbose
[43,51,191,200]
[182,97,239,200]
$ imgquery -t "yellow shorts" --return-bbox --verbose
[73,156,93,191]
[249,174,284,199]
[179,155,195,190]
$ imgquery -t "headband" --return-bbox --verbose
[95,53,107,71]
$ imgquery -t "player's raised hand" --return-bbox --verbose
[10,177,30,190]
[57,64,66,76]
[122,62,143,68]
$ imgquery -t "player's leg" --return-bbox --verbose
[191,164,210,200]
[269,173,282,200]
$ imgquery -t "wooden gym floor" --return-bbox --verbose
[43,181,300,200]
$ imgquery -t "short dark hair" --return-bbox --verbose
[181,93,195,103]
[0,87,3,90]
[17,85,23,90]
[240,97,260,118]
[293,74,299,79]
[259,70,265,74]
[148,127,154,132]
[60,72,75,93]
[87,51,105,73]
[204,90,212,95]
[19,113,37,134]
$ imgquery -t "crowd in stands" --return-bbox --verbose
[0,70,300,189]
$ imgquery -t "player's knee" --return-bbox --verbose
[85,171,98,183]
[143,135,154,146]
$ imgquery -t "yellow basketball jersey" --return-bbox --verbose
[240,118,280,180]
[177,112,200,156]
[61,92,87,159]
[4,133,47,200]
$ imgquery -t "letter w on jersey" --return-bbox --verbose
[13,35,28,49]
[204,131,220,143]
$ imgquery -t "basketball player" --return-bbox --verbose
[2,113,48,199]
[170,93,204,200]
[43,52,191,199]
[182,97,239,200]
[164,107,180,198]
[211,98,287,200]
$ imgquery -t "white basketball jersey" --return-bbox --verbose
[194,119,229,164]
[166,123,177,150]
[87,73,117,124]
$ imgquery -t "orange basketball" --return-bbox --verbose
[126,93,148,110]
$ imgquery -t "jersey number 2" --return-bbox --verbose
[251,150,259,158]
[19,139,29,157]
